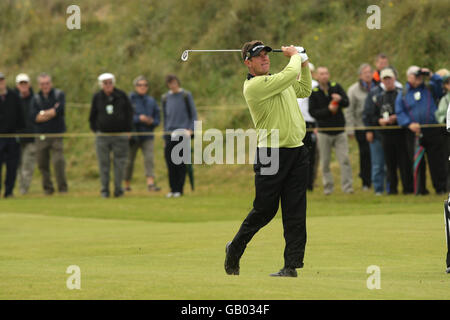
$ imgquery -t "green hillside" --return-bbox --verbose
[0,0,449,192]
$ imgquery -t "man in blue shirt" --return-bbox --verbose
[124,76,161,192]
[395,65,446,195]
[162,74,197,198]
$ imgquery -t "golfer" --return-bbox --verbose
[225,41,312,277]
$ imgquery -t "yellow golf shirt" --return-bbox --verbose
[243,54,312,148]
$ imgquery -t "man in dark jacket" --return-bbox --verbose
[309,66,353,195]
[89,73,133,198]
[124,76,161,192]
[365,68,413,195]
[15,73,36,195]
[30,73,68,195]
[0,72,25,198]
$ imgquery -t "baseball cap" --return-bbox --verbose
[406,65,421,77]
[98,73,115,82]
[0,72,5,80]
[242,41,273,61]
[16,73,30,83]
[380,68,395,79]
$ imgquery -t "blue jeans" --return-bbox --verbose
[369,136,389,193]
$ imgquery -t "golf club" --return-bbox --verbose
[181,48,293,62]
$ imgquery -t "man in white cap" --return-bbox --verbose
[395,65,446,195]
[89,73,133,198]
[365,68,413,195]
[15,73,37,194]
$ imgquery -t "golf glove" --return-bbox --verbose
[295,46,308,63]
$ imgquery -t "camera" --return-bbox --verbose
[415,69,430,76]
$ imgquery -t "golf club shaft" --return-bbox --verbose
[181,49,282,61]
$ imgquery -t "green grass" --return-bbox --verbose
[0,191,449,300]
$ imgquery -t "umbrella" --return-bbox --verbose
[413,133,425,195]
[186,146,194,191]
[186,163,194,191]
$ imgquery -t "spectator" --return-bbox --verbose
[395,65,446,195]
[89,73,133,198]
[15,73,36,195]
[0,72,24,198]
[162,74,197,198]
[366,68,414,194]
[372,53,403,89]
[372,54,389,86]
[435,74,450,190]
[31,73,68,195]
[124,76,161,192]
[345,63,373,191]
[309,66,353,195]
[297,62,318,191]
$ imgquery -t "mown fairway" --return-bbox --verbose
[1,191,449,300]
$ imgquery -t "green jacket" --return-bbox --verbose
[435,92,450,124]
[243,55,312,148]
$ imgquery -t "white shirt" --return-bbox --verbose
[297,79,318,123]
[447,101,450,132]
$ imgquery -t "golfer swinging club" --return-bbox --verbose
[225,41,312,277]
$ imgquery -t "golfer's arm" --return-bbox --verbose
[292,64,312,98]
[248,55,302,100]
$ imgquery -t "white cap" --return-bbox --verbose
[98,73,115,88]
[98,73,115,82]
[406,65,420,77]
[16,73,30,83]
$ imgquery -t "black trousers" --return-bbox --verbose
[229,146,309,269]
[303,122,317,191]
[405,128,447,194]
[164,135,187,194]
[355,130,371,188]
[0,138,21,197]
[381,131,414,194]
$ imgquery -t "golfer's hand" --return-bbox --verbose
[378,118,389,126]
[409,122,421,134]
[281,46,298,58]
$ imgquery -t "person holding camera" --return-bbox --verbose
[395,66,446,195]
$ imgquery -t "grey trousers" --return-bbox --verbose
[95,136,129,195]
[124,138,155,181]
[35,137,68,194]
[317,132,353,194]
[18,141,37,194]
